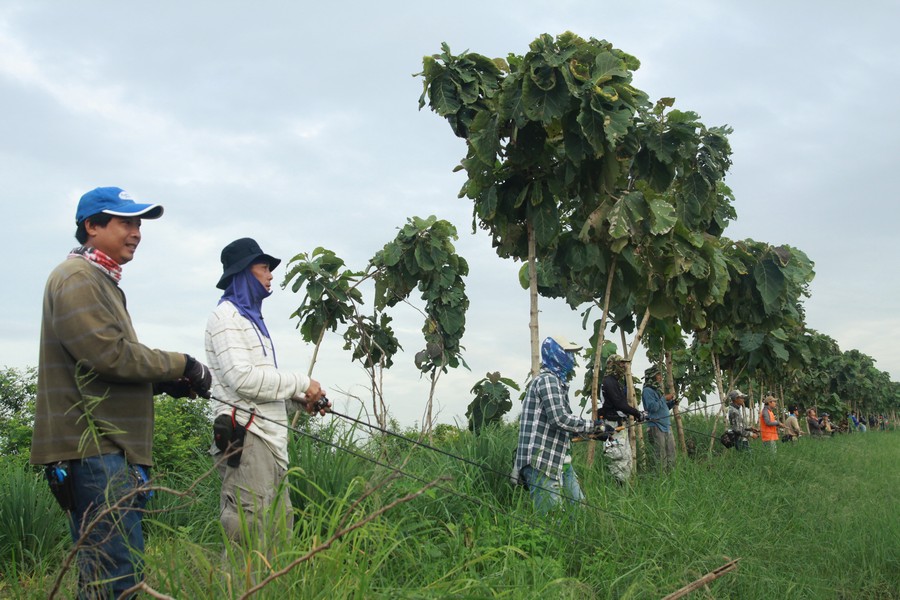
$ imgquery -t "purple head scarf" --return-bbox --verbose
[219,267,276,362]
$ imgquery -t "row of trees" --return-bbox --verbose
[414,31,898,447]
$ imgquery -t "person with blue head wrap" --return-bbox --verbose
[512,334,601,513]
[541,336,577,381]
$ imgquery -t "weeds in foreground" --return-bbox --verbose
[2,424,898,598]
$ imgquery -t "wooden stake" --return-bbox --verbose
[661,558,740,600]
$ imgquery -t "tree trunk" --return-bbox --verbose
[708,353,727,453]
[778,383,786,423]
[586,256,618,465]
[527,222,540,377]
[623,307,651,471]
[664,349,687,454]
[422,368,442,437]
[291,326,327,428]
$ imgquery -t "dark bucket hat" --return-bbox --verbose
[217,238,281,290]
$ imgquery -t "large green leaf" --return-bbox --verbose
[604,106,632,147]
[677,173,708,227]
[477,186,498,221]
[649,293,678,319]
[469,111,500,165]
[593,51,627,85]
[607,195,633,240]
[499,75,527,126]
[381,243,402,267]
[562,111,592,164]
[522,67,570,124]
[769,339,790,362]
[577,101,607,155]
[739,332,765,353]
[428,73,462,117]
[647,197,677,235]
[753,260,786,315]
[439,308,465,336]
[529,199,559,248]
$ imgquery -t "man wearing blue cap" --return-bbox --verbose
[30,187,212,599]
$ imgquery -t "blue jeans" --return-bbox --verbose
[521,464,584,513]
[66,453,149,599]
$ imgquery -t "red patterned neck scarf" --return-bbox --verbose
[69,246,122,283]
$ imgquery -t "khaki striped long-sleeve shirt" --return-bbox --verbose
[205,300,310,469]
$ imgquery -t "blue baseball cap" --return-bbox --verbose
[75,187,164,224]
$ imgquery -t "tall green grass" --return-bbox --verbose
[0,460,68,593]
[2,423,897,598]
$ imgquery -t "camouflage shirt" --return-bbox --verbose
[727,404,748,438]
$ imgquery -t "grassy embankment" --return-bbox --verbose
[1,418,897,599]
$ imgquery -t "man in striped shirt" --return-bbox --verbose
[206,238,327,548]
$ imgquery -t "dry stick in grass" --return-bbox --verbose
[47,455,231,600]
[118,581,176,600]
[239,475,451,599]
[661,558,740,600]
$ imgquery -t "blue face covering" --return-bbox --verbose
[219,267,275,361]
[541,337,576,380]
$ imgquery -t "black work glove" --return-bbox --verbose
[636,411,647,423]
[183,355,212,399]
[153,378,194,398]
[591,419,616,441]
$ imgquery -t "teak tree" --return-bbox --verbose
[283,216,469,432]
[418,33,651,376]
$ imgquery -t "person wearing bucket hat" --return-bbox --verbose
[205,237,328,546]
[641,365,678,471]
[512,335,602,513]
[30,187,212,598]
[215,237,282,290]
[597,352,642,485]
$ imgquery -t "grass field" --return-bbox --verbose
[1,420,897,599]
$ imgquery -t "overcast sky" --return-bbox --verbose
[1,1,897,427]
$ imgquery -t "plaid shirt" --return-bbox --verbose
[513,369,592,483]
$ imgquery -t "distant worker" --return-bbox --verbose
[598,354,642,484]
[726,390,752,452]
[784,406,802,441]
[821,413,835,436]
[807,409,824,436]
[759,395,784,452]
[641,364,677,471]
